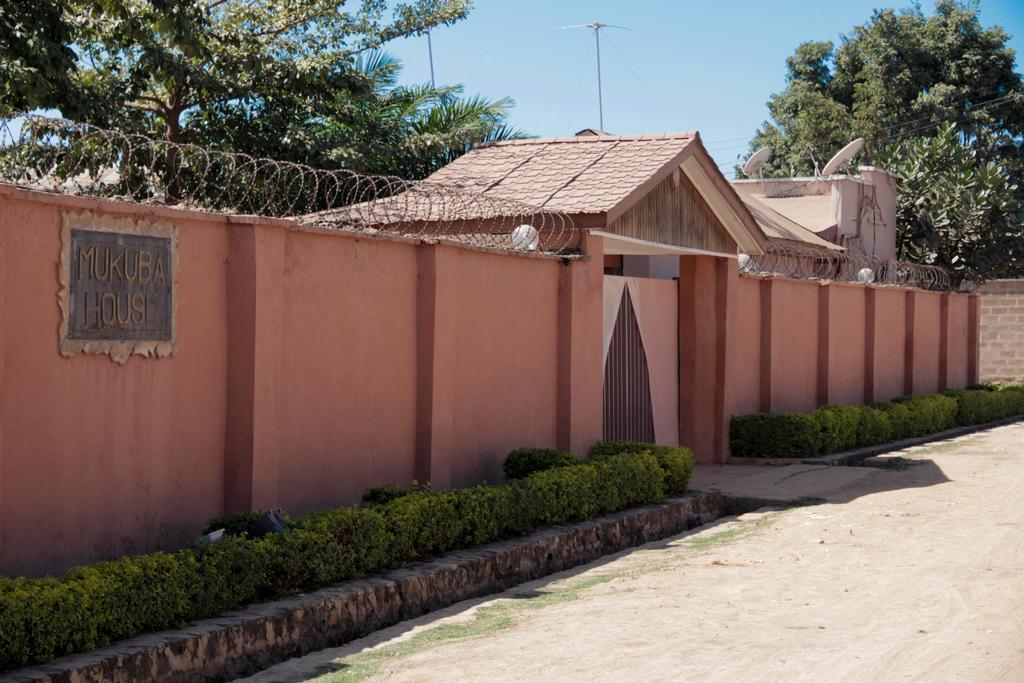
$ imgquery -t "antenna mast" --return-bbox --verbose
[595,26,604,131]
[427,30,436,88]
[561,21,633,131]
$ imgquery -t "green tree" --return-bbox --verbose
[2,1,524,180]
[0,1,79,115]
[875,123,1024,284]
[317,51,525,177]
[743,1,1024,177]
[186,49,524,178]
[64,0,470,141]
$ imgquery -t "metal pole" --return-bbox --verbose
[427,30,436,88]
[595,27,604,131]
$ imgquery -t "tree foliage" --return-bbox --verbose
[745,1,1024,177]
[742,1,1024,280]
[1,1,526,180]
[187,50,524,177]
[0,1,79,115]
[875,123,1024,284]
[65,0,471,139]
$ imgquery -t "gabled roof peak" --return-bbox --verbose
[474,131,700,149]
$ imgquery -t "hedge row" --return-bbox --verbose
[588,441,695,495]
[503,448,579,480]
[503,442,695,497]
[730,386,1024,459]
[0,447,673,671]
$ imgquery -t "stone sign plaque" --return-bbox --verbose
[68,229,173,340]
[59,211,177,363]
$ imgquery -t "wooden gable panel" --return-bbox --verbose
[606,172,738,255]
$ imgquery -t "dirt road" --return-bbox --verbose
[243,423,1024,683]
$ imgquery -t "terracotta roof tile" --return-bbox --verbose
[427,133,698,215]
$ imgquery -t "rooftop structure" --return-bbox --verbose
[731,167,898,260]
[422,132,768,256]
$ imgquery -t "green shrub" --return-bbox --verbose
[589,441,694,495]
[899,395,958,436]
[0,445,675,674]
[857,406,893,447]
[957,389,999,425]
[731,387,1021,460]
[360,484,409,507]
[502,448,579,480]
[293,507,391,579]
[957,388,1024,425]
[202,511,264,538]
[814,405,861,454]
[877,401,913,440]
[377,492,461,564]
[517,464,604,524]
[451,485,517,546]
[729,413,820,458]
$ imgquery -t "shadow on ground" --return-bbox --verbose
[241,434,989,682]
[692,440,961,507]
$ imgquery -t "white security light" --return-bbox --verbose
[511,224,540,251]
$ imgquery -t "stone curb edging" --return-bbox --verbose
[3,492,754,683]
[727,416,1024,467]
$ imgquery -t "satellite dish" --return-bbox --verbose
[821,138,865,176]
[510,224,540,251]
[742,147,772,177]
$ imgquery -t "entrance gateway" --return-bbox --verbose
[602,270,679,445]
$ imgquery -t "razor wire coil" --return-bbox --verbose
[739,242,977,292]
[0,114,580,254]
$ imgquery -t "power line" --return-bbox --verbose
[704,134,754,144]
[564,36,594,134]
[604,33,681,132]
[532,33,592,132]
[705,81,1022,154]
[875,93,1021,144]
[876,81,1024,135]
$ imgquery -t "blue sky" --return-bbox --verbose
[384,0,1024,176]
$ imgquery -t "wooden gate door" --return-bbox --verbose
[603,287,656,442]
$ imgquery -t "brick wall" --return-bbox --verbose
[980,279,1024,382]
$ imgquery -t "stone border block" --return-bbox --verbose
[2,493,735,683]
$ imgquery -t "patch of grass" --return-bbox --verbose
[310,509,792,682]
[911,436,980,456]
[678,510,785,553]
[313,575,619,682]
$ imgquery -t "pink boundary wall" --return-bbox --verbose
[678,255,980,465]
[0,188,980,576]
[0,187,603,577]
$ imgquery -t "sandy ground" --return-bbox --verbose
[241,423,1024,683]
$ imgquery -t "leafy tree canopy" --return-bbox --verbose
[1,1,527,180]
[0,1,79,114]
[188,50,524,177]
[745,0,1024,177]
[876,123,1024,283]
[67,0,470,137]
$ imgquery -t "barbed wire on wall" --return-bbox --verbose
[739,242,978,293]
[0,114,580,254]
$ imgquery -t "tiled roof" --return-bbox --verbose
[425,133,700,215]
